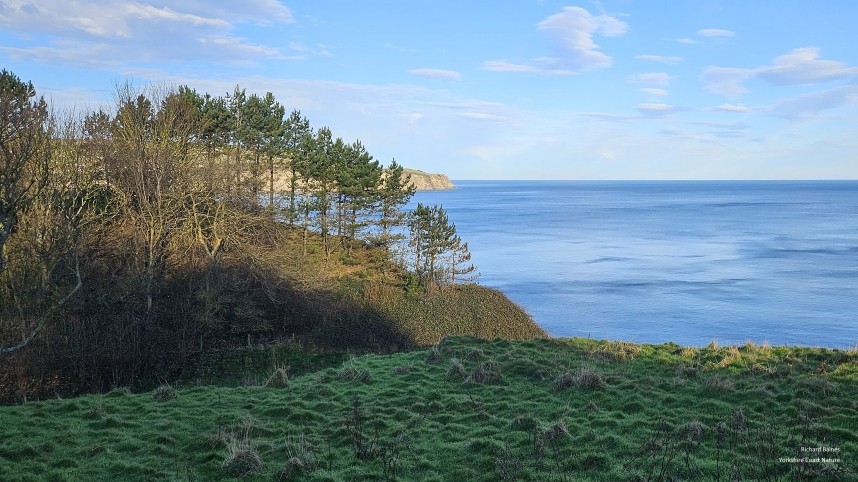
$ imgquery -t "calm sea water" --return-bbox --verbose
[410,181,858,348]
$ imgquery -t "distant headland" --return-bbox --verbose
[403,168,455,191]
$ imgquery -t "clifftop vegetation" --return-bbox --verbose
[0,72,545,401]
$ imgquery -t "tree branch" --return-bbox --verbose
[0,253,81,355]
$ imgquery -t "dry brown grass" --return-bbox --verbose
[553,367,606,390]
[264,367,289,388]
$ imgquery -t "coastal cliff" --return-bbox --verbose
[266,166,453,192]
[403,168,455,191]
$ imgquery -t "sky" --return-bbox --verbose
[2,1,857,180]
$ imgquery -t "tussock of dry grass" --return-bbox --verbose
[553,367,606,390]
[264,368,289,388]
[152,383,178,401]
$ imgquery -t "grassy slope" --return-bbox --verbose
[0,337,855,481]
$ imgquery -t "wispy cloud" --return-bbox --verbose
[0,0,294,66]
[710,103,752,113]
[482,58,575,75]
[286,42,332,59]
[484,6,627,75]
[661,124,751,142]
[635,54,683,64]
[697,28,735,38]
[637,103,675,116]
[659,128,713,142]
[579,112,639,122]
[640,88,669,96]
[756,47,858,85]
[408,68,462,81]
[703,47,858,96]
[628,72,677,86]
[459,112,507,122]
[767,84,858,121]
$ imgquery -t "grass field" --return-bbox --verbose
[1,336,855,481]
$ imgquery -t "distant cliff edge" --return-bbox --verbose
[403,168,455,191]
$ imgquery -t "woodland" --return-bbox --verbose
[0,70,543,401]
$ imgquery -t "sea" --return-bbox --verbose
[409,180,858,348]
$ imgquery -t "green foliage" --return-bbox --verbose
[407,203,476,288]
[0,337,854,481]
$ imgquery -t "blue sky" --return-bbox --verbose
[2,1,857,179]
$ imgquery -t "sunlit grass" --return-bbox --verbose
[0,336,855,481]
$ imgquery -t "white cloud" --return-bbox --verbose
[767,84,858,121]
[697,28,735,38]
[711,103,752,113]
[408,68,463,81]
[459,112,507,122]
[0,0,294,66]
[414,100,508,111]
[484,6,627,75]
[628,72,677,86]
[124,4,230,28]
[481,59,575,75]
[2,42,117,69]
[756,47,858,86]
[637,103,675,116]
[635,55,683,64]
[640,88,669,96]
[538,6,627,69]
[579,112,639,122]
[703,48,858,97]
[401,113,423,123]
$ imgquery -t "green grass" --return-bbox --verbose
[1,336,855,481]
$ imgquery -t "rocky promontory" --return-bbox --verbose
[403,168,455,191]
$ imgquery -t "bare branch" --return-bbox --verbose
[0,253,81,355]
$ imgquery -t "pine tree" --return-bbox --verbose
[336,140,382,254]
[198,93,232,191]
[408,203,473,288]
[282,110,311,225]
[376,159,415,255]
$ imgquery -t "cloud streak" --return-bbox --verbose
[637,103,675,116]
[408,68,463,81]
[767,84,858,120]
[710,103,752,113]
[635,55,683,64]
[628,72,677,86]
[703,48,858,96]
[697,28,735,38]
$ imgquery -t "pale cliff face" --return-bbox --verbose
[258,166,454,192]
[402,169,454,191]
